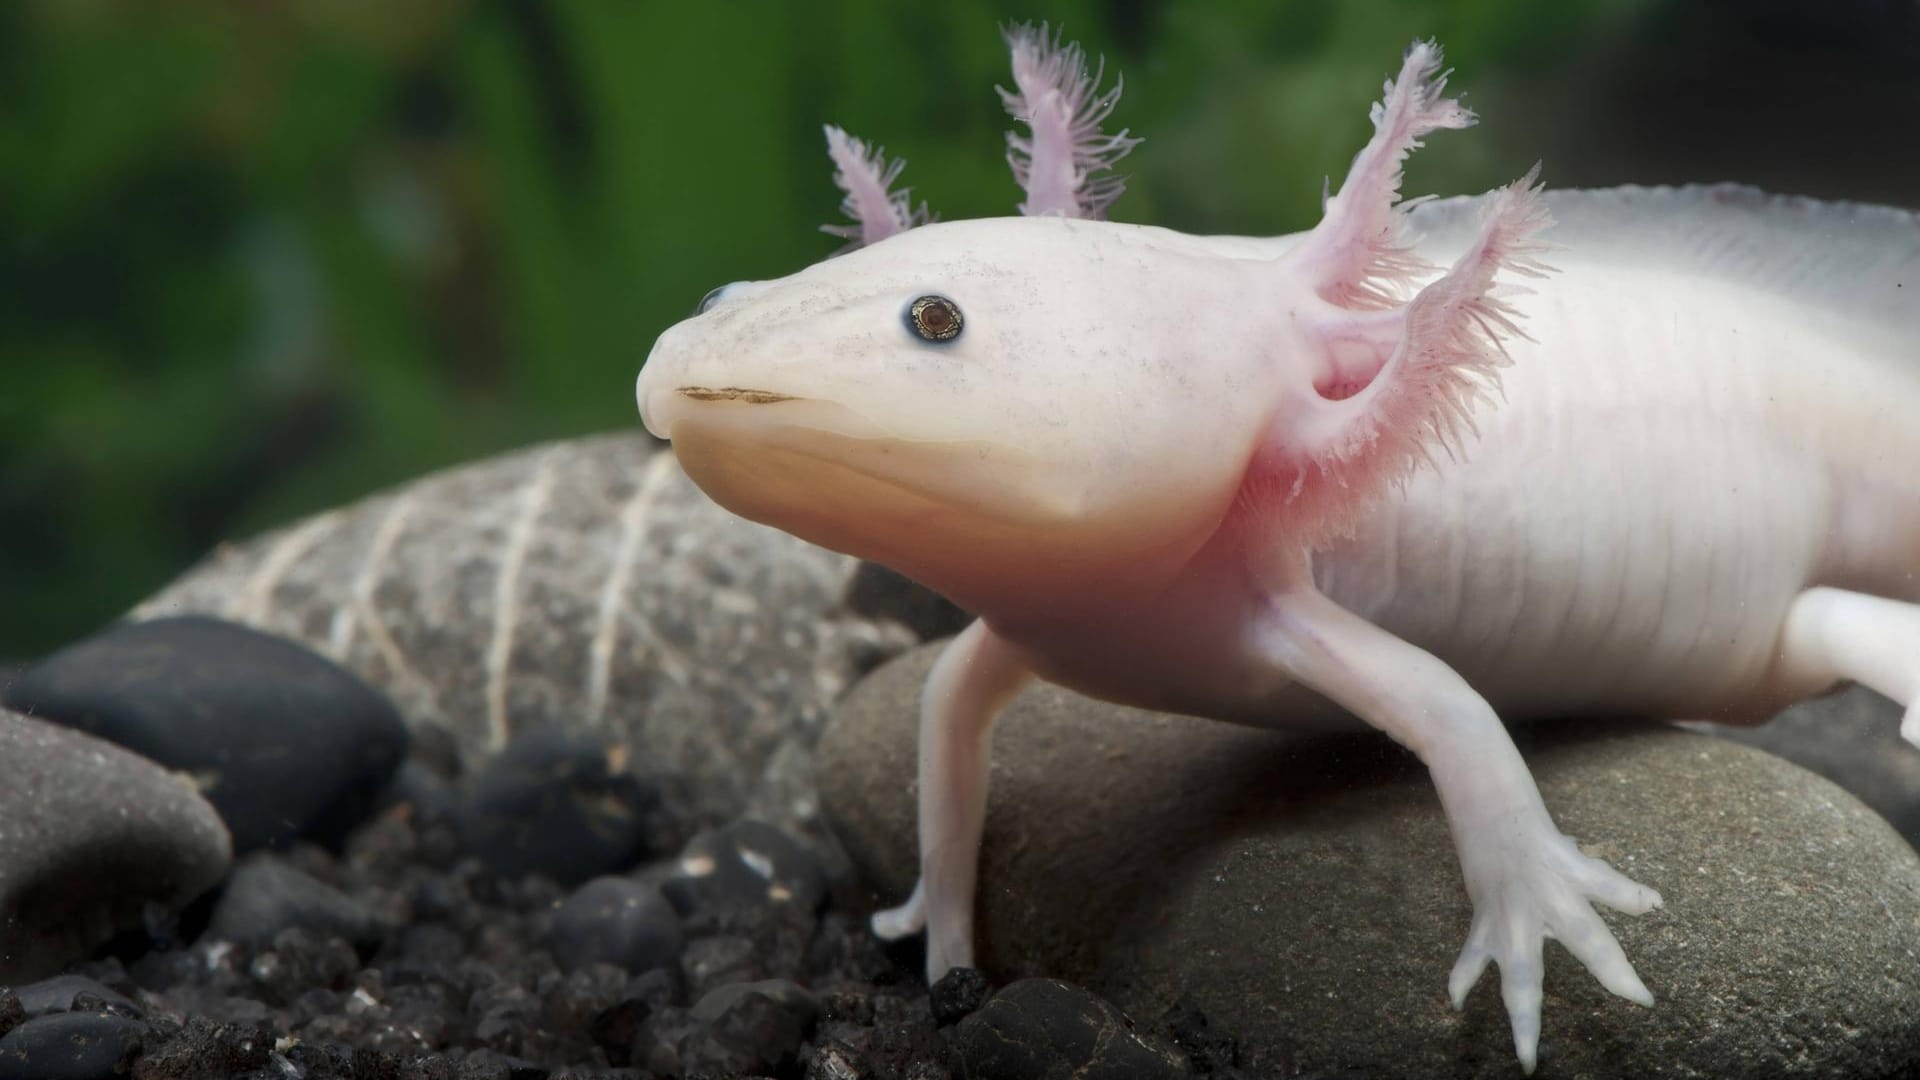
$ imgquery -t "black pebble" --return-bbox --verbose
[0,1011,143,1080]
[930,966,992,1027]
[456,727,657,887]
[2,616,410,853]
[7,975,139,1019]
[207,854,383,951]
[948,978,1193,1080]
[661,820,827,917]
[547,876,682,975]
[677,979,817,1078]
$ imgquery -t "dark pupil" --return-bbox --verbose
[921,304,951,333]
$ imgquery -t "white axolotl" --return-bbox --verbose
[635,30,1920,1074]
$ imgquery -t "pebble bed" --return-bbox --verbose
[0,738,1303,1080]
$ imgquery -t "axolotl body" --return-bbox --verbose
[636,38,1920,1073]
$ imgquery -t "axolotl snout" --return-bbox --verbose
[637,37,1920,1074]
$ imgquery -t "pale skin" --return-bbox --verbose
[637,42,1920,1074]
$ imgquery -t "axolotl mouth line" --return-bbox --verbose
[676,386,798,404]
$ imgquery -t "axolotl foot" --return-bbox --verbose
[1448,817,1663,1074]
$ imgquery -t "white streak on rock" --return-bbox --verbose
[486,448,560,750]
[587,451,677,726]
[234,510,341,625]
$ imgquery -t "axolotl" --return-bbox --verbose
[634,33,1920,1073]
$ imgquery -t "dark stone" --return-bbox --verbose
[677,980,816,1078]
[207,854,382,951]
[456,727,657,886]
[131,1016,272,1079]
[690,978,819,1028]
[947,979,1191,1080]
[2,616,409,853]
[0,1011,144,1080]
[842,562,973,643]
[1163,998,1239,1074]
[382,761,462,829]
[7,976,139,1019]
[661,820,827,917]
[546,877,682,975]
[0,710,231,983]
[283,1041,353,1079]
[929,967,991,1027]
[0,995,20,1040]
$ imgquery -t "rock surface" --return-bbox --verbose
[455,726,660,887]
[1697,686,1920,851]
[4,616,408,853]
[0,709,232,983]
[947,978,1192,1080]
[207,855,383,951]
[546,876,682,975]
[821,643,1920,1079]
[131,435,916,837]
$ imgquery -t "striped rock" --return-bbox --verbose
[133,433,916,834]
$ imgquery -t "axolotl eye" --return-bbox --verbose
[906,294,963,343]
[695,283,736,315]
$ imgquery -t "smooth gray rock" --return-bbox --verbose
[132,435,914,837]
[820,644,1920,1080]
[0,709,232,982]
[1695,687,1920,851]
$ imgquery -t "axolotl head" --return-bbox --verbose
[638,215,1288,611]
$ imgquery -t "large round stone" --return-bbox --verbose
[820,644,1920,1079]
[0,709,231,983]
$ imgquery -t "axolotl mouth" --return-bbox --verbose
[674,387,797,405]
[636,379,1091,576]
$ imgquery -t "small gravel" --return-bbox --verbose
[0,737,1281,1080]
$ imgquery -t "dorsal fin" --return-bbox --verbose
[1409,185,1920,340]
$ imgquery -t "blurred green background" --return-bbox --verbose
[3,0,1917,658]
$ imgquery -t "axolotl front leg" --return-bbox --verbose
[1249,553,1662,1073]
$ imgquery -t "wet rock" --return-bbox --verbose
[0,709,231,983]
[131,1016,272,1079]
[1698,686,1920,850]
[207,855,382,951]
[662,820,828,917]
[0,1011,144,1080]
[822,643,1920,1079]
[546,877,682,975]
[929,967,991,1027]
[131,438,916,837]
[3,616,408,853]
[842,563,972,644]
[457,727,656,887]
[677,979,817,1078]
[7,976,139,1020]
[946,979,1191,1080]
[691,978,819,1028]
[1161,998,1240,1075]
